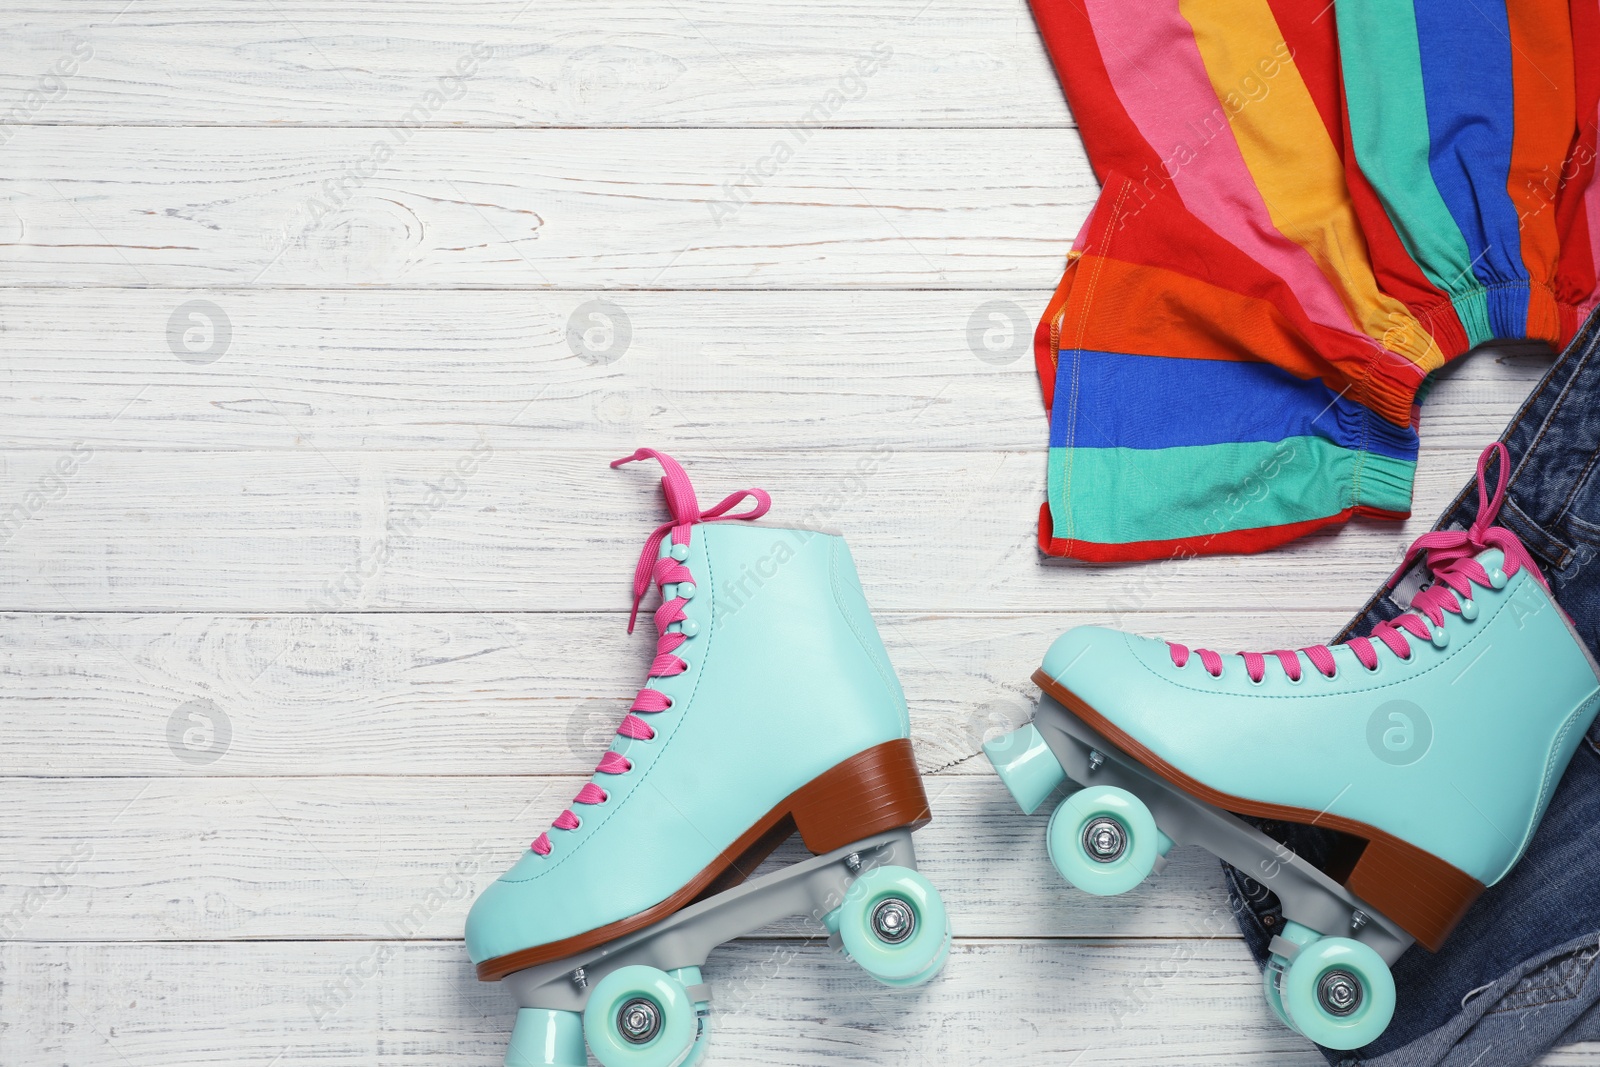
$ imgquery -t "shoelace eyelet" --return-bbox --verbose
[1489,567,1508,589]
[670,543,690,561]
[1320,667,1338,681]
[1460,598,1478,621]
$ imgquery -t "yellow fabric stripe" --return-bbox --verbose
[1178,0,1443,373]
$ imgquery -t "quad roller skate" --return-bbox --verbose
[986,444,1600,1050]
[467,449,949,1067]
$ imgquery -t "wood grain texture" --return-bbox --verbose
[0,128,1094,289]
[0,0,1069,128]
[0,445,1518,613]
[0,288,1556,452]
[0,611,1348,777]
[0,775,1249,941]
[0,940,1326,1066]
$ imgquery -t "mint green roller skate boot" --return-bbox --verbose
[467,449,949,1067]
[985,443,1600,1051]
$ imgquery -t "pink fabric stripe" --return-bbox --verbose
[1081,0,1363,339]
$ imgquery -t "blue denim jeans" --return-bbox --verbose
[1225,307,1600,1066]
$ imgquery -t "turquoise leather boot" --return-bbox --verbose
[468,449,948,1067]
[986,444,1600,1050]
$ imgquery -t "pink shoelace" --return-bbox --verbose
[531,449,771,855]
[1168,442,1547,683]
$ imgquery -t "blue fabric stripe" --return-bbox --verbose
[1048,349,1419,461]
[1412,0,1528,337]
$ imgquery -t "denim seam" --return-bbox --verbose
[1514,313,1600,523]
[1483,935,1600,1014]
[1559,510,1600,549]
[1500,497,1575,570]
[1423,321,1600,577]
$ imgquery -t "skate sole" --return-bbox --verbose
[1033,669,1482,952]
[476,738,931,982]
[503,827,925,1012]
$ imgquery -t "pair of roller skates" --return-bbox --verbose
[466,445,1600,1062]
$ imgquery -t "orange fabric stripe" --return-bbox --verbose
[1506,0,1575,342]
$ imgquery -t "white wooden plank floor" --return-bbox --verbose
[1,3,1592,1064]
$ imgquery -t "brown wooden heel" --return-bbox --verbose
[789,738,932,855]
[1345,836,1484,951]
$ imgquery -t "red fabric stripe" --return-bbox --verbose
[1555,0,1600,336]
[1036,501,1410,562]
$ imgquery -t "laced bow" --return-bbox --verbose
[1169,442,1546,682]
[612,448,772,633]
[531,449,771,856]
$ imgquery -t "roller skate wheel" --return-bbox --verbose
[835,865,950,986]
[1046,785,1158,896]
[1261,956,1295,1033]
[582,965,698,1067]
[983,722,1067,815]
[1280,936,1395,1050]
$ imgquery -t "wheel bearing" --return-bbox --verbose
[1081,816,1127,862]
[617,996,662,1044]
[1317,969,1363,1017]
[871,898,916,944]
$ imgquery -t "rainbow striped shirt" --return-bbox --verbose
[1031,0,1600,561]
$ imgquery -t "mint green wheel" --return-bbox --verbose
[582,965,698,1067]
[1046,785,1158,895]
[1262,956,1295,1032]
[835,865,950,985]
[1280,937,1395,1050]
[672,967,711,1067]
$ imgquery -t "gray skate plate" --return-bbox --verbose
[503,829,919,1012]
[1032,695,1414,967]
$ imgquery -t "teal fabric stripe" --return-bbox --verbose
[1047,438,1416,546]
[1336,0,1487,343]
